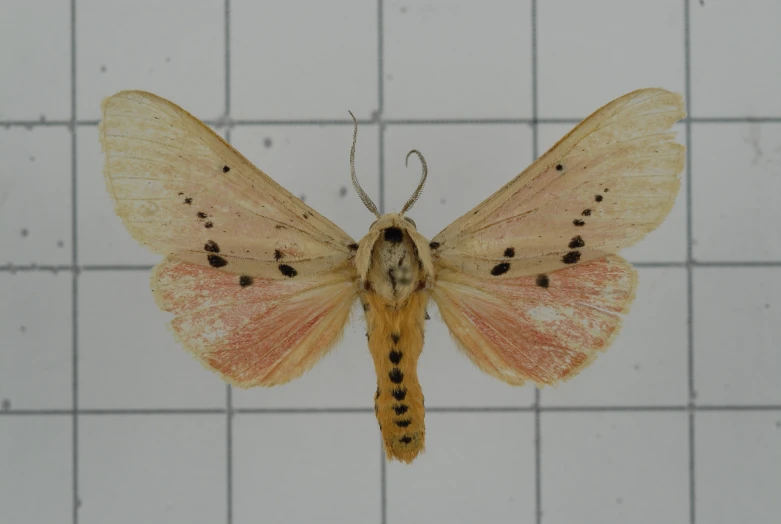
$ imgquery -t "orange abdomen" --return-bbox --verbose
[363,290,428,463]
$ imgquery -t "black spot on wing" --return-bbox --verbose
[595,195,603,202]
[196,212,207,219]
[504,247,515,258]
[491,262,510,276]
[562,251,581,264]
[536,274,550,288]
[348,243,359,251]
[207,254,228,268]
[429,241,440,249]
[556,163,564,171]
[573,219,585,227]
[274,249,283,261]
[204,240,220,253]
[581,209,592,216]
[278,264,297,278]
[222,165,230,173]
[384,227,403,243]
[568,236,585,249]
[604,188,610,192]
[204,221,213,229]
[239,275,253,287]
[184,197,193,204]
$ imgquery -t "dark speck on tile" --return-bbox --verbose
[339,186,348,198]
[100,65,107,73]
[20,228,29,237]
[264,137,273,148]
[1,399,10,411]
[29,156,36,162]
[20,325,26,333]
[57,240,64,248]
[299,194,306,202]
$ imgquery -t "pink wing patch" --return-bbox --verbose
[152,257,357,387]
[432,256,637,386]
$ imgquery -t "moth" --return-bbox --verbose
[100,88,685,463]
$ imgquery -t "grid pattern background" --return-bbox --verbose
[1,1,780,523]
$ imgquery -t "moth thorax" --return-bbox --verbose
[367,226,423,305]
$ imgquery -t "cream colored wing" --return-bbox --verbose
[431,88,685,279]
[100,90,357,279]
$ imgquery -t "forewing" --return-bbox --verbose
[153,257,358,387]
[432,88,685,278]
[432,256,637,386]
[100,90,356,279]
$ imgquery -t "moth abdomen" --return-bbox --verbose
[364,290,428,463]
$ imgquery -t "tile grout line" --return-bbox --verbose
[377,2,387,524]
[4,260,781,274]
[684,2,696,524]
[224,2,233,523]
[4,115,781,128]
[70,1,79,523]
[530,2,542,524]
[1,404,779,417]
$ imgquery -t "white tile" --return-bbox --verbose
[417,313,534,408]
[691,1,781,117]
[78,271,226,409]
[0,416,72,523]
[0,127,71,265]
[541,412,688,524]
[692,123,781,262]
[76,0,225,121]
[233,413,380,524]
[542,268,688,407]
[383,0,532,119]
[387,412,535,524]
[229,124,379,242]
[537,0,684,119]
[0,1,70,120]
[77,127,160,266]
[79,415,226,524]
[232,305,377,409]
[538,123,688,263]
[383,124,533,239]
[696,411,781,524]
[694,267,781,405]
[0,272,72,410]
[231,0,378,120]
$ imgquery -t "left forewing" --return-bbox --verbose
[152,257,358,387]
[431,256,637,386]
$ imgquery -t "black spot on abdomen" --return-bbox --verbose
[389,350,403,364]
[204,240,220,253]
[389,369,404,383]
[395,419,412,428]
[491,262,511,276]
[392,387,407,400]
[399,436,412,444]
[384,227,403,243]
[393,404,409,415]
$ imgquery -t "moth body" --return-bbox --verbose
[358,214,434,462]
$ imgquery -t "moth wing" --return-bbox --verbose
[431,88,685,278]
[153,257,358,387]
[100,90,356,279]
[431,256,637,386]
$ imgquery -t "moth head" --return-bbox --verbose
[348,111,427,219]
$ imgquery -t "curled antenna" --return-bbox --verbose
[400,149,427,215]
[348,110,381,218]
